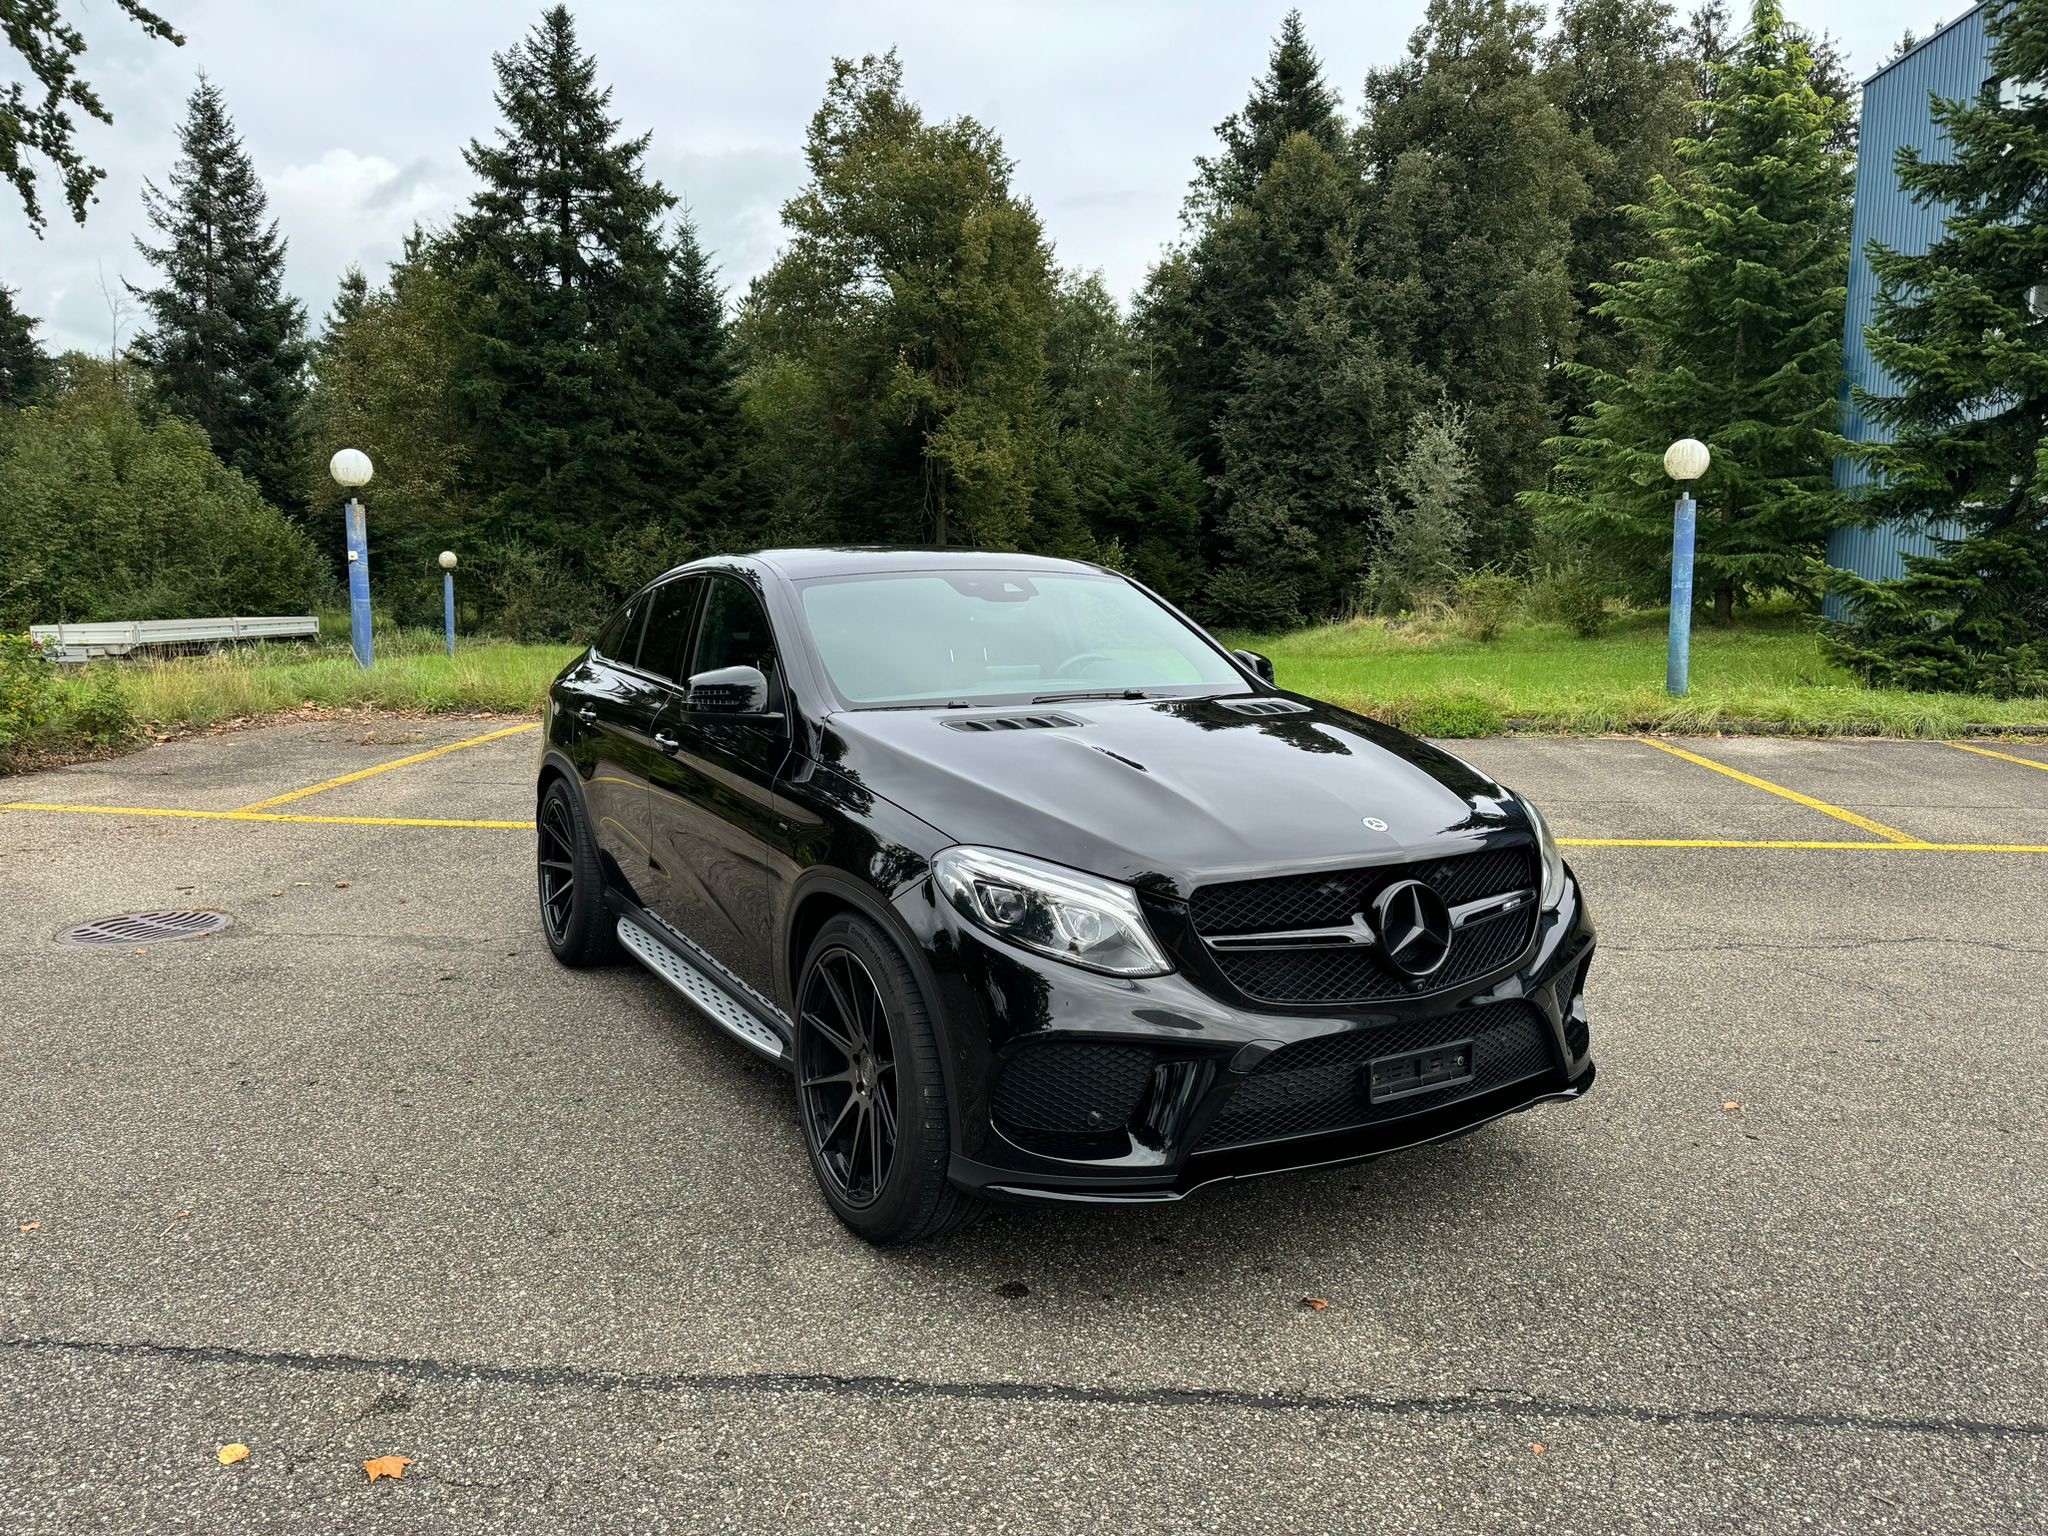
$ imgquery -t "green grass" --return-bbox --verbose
[32,628,577,750]
[1230,609,2048,738]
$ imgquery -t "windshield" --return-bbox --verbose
[796,570,1247,708]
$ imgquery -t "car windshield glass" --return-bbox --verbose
[796,570,1246,707]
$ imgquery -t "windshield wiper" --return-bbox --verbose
[1030,688,1154,704]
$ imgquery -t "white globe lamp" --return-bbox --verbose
[1663,438,1710,483]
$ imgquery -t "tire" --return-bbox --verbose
[795,913,983,1245]
[536,777,618,967]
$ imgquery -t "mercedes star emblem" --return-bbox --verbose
[1362,816,1389,831]
[1371,879,1454,979]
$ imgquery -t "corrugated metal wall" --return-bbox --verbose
[1828,3,1989,615]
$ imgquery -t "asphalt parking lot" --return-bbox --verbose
[4,719,2045,1533]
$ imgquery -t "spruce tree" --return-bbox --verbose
[1828,0,2048,695]
[447,5,746,602]
[1528,0,1851,622]
[129,77,310,515]
[1190,10,1349,216]
[1543,0,1693,409]
[0,286,52,407]
[1361,0,1588,557]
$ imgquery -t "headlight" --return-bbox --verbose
[931,846,1172,977]
[1515,792,1567,910]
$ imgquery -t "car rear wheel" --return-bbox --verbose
[536,777,617,967]
[795,913,980,1245]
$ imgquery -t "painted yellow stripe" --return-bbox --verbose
[236,721,537,810]
[1561,836,2048,852]
[1635,737,1922,844]
[1947,741,2048,773]
[0,802,532,830]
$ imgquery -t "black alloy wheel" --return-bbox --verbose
[799,946,899,1206]
[794,913,981,1244]
[537,791,578,945]
[535,778,617,967]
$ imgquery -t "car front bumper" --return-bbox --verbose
[895,869,1597,1205]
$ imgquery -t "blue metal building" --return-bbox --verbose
[1828,3,1991,614]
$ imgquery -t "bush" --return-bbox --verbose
[63,668,137,746]
[1528,563,1609,638]
[0,632,57,747]
[1204,566,1302,632]
[1454,572,1523,643]
[1380,689,1505,738]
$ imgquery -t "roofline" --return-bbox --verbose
[1863,1,1991,88]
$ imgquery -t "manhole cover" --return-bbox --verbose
[56,910,232,947]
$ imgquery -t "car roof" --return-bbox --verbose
[742,547,1111,580]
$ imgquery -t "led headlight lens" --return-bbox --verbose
[1515,792,1567,910]
[931,846,1173,977]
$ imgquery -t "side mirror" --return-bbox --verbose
[1233,649,1275,684]
[685,664,777,718]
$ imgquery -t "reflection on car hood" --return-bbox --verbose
[815,694,1523,897]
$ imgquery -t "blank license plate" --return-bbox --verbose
[1367,1040,1474,1104]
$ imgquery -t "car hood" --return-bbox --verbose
[812,694,1524,898]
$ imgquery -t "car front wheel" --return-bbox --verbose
[795,913,980,1245]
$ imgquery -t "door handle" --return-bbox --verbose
[576,705,597,723]
[654,731,679,752]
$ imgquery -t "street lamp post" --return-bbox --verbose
[1662,438,1711,697]
[439,551,459,659]
[329,449,375,669]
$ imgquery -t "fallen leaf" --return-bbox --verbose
[18,1222,40,1233]
[335,881,352,889]
[1722,1101,1742,1113]
[363,1454,412,1482]
[217,1444,249,1466]
[1531,1442,1546,1455]
[1301,1296,1331,1312]
[269,890,283,898]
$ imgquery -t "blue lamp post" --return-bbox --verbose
[438,550,459,658]
[1662,437,1711,697]
[329,448,375,668]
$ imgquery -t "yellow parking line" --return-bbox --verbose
[0,802,532,830]
[236,721,537,810]
[1948,741,2048,773]
[1635,737,1921,844]
[1561,836,2048,852]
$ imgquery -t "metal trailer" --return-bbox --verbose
[1828,2,1991,617]
[28,616,321,663]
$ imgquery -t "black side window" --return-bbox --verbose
[691,578,781,690]
[638,577,702,682]
[594,595,646,665]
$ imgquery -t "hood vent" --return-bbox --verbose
[942,711,1083,733]
[1218,698,1311,717]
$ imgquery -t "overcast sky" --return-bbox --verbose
[5,0,1970,356]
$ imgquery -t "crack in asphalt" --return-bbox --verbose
[5,1334,2042,1444]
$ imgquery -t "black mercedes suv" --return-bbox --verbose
[536,549,1595,1243]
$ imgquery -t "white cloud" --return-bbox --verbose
[267,149,462,316]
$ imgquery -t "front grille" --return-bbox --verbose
[1194,1001,1555,1152]
[992,1042,1154,1151]
[1189,844,1538,1005]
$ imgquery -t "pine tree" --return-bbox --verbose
[1528,0,1851,622]
[1361,0,1589,558]
[447,5,746,603]
[1190,10,1349,216]
[129,77,310,515]
[1828,0,2048,695]
[0,286,52,407]
[1544,0,1693,408]
[1144,11,1354,476]
[2,0,182,232]
[742,50,1054,548]
[1364,400,1476,614]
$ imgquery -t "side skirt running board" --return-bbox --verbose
[616,916,788,1063]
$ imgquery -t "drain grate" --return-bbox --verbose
[57,910,232,947]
